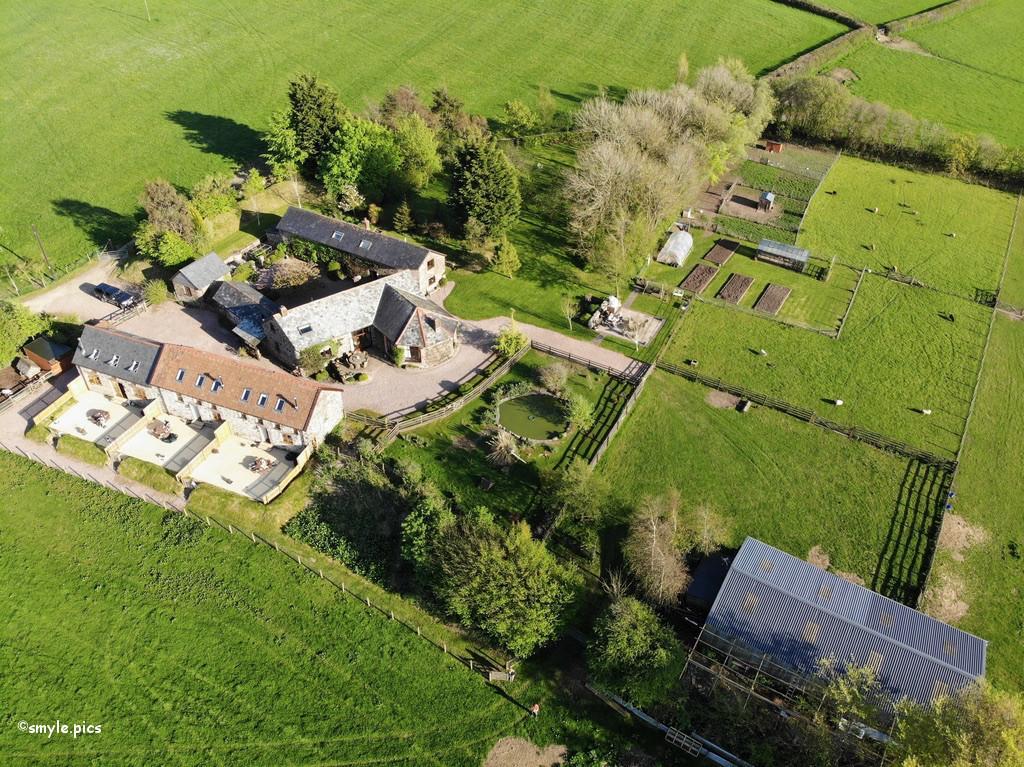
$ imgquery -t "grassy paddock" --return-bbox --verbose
[665,278,989,457]
[799,156,1016,294]
[599,372,917,586]
[817,0,944,24]
[55,434,108,466]
[2,0,843,288]
[0,451,605,765]
[938,317,1024,690]
[117,456,181,496]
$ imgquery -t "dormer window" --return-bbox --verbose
[256,393,268,407]
[240,388,251,402]
[128,360,140,372]
[195,374,205,388]
[109,354,119,366]
[331,230,344,240]
[359,239,371,249]
[211,379,223,393]
[175,368,185,382]
[88,349,99,360]
[274,397,286,412]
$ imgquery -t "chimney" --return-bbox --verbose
[278,305,288,317]
[362,217,371,230]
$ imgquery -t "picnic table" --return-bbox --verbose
[247,456,277,474]
[147,420,172,439]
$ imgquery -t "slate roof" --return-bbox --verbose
[23,336,71,362]
[173,252,231,290]
[73,325,163,386]
[373,285,459,347]
[277,207,433,271]
[268,270,421,352]
[150,344,342,432]
[757,239,809,263]
[705,538,987,706]
[211,281,278,340]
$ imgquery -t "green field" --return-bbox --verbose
[599,372,930,595]
[665,279,988,457]
[941,316,1024,690]
[817,0,939,24]
[822,40,1024,147]
[0,0,843,286]
[0,451,611,765]
[799,156,1016,295]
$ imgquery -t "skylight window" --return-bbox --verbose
[256,393,268,407]
[299,325,313,335]
[195,374,206,388]
[211,379,223,393]
[359,239,371,249]
[332,230,345,240]
[240,388,251,402]
[274,397,286,412]
[88,349,99,360]
[109,354,119,366]
[128,360,140,372]
[175,368,185,382]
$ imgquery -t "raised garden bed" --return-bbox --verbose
[682,263,719,294]
[718,273,754,304]
[706,240,739,266]
[754,284,792,316]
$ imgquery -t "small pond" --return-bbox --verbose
[498,393,567,441]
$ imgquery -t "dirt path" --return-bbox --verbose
[484,737,565,767]
[21,255,123,320]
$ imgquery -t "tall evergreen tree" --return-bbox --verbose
[287,74,344,166]
[450,139,521,238]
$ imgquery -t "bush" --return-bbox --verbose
[231,261,255,282]
[565,393,594,431]
[538,362,569,394]
[493,323,529,359]
[355,372,369,382]
[299,344,329,374]
[118,456,181,496]
[313,370,330,382]
[142,279,169,305]
[391,346,406,367]
[56,434,107,466]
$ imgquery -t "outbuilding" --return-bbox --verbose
[656,229,694,267]
[755,239,809,273]
[171,252,231,302]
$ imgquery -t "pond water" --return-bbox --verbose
[497,393,567,441]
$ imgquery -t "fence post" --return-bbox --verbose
[274,540,279,551]
[228,523,233,534]
[319,569,324,578]
[251,531,256,544]
[390,610,394,621]
[206,516,211,526]
[366,596,370,607]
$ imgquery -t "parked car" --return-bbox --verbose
[93,283,139,309]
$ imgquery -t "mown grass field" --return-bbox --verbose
[817,0,939,24]
[0,0,843,288]
[821,40,1024,147]
[599,372,917,586]
[938,316,1024,691]
[0,451,619,766]
[665,279,988,458]
[799,156,1016,295]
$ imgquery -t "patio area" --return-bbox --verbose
[188,436,297,501]
[51,389,141,448]
[117,414,209,472]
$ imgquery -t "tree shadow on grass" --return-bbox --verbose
[51,198,139,248]
[164,110,263,167]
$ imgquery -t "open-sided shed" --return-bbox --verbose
[756,239,809,273]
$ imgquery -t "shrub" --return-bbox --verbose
[493,323,529,359]
[142,278,169,305]
[538,362,569,394]
[391,346,406,367]
[56,435,107,466]
[231,261,255,283]
[355,372,369,382]
[299,344,329,374]
[565,393,594,431]
[271,259,318,290]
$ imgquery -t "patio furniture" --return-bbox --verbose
[160,432,179,444]
[147,420,172,439]
[247,456,277,474]
[88,409,110,427]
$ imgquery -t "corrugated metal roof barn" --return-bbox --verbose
[705,537,986,706]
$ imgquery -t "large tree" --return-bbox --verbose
[450,138,521,238]
[0,301,48,367]
[432,514,577,657]
[319,116,402,203]
[393,113,442,190]
[139,179,195,242]
[263,108,308,182]
[287,73,344,165]
[623,489,689,606]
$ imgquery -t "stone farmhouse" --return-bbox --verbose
[263,207,458,368]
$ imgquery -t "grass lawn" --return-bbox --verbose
[55,434,108,466]
[800,156,1017,295]
[385,350,618,521]
[935,316,1024,691]
[598,372,925,593]
[996,197,1024,308]
[821,40,1024,147]
[816,0,939,24]
[0,451,634,765]
[665,278,989,458]
[1,0,843,293]
[117,455,181,496]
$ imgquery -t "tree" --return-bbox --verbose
[487,429,521,466]
[154,231,196,268]
[772,76,851,143]
[319,116,402,202]
[678,503,731,557]
[559,294,577,331]
[336,183,365,215]
[298,344,329,374]
[430,87,488,159]
[565,392,594,432]
[393,113,442,190]
[432,516,577,657]
[491,235,521,278]
[242,169,266,200]
[140,179,194,242]
[263,108,308,188]
[588,597,683,707]
[189,173,237,220]
[503,99,539,142]
[271,259,318,290]
[393,199,413,233]
[397,461,454,576]
[287,73,344,164]
[378,85,433,128]
[943,133,980,178]
[549,457,608,527]
[538,361,568,394]
[0,301,48,367]
[623,490,689,606]
[537,84,557,127]
[142,278,169,305]
[450,138,521,238]
[493,321,529,358]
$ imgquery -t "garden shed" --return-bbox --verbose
[656,229,694,267]
[755,239,809,273]
[172,252,231,301]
